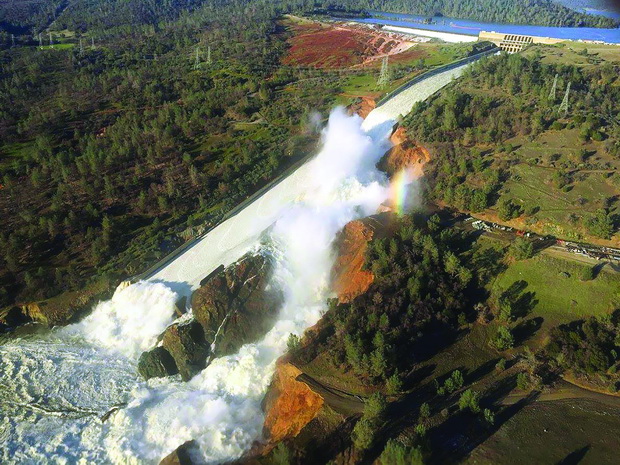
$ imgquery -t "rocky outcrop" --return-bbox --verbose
[174,296,187,318]
[162,320,211,381]
[191,253,282,357]
[0,306,31,330]
[331,213,393,304]
[159,441,198,465]
[347,96,376,119]
[262,362,324,444]
[378,126,430,177]
[137,252,281,382]
[115,279,135,293]
[10,279,113,329]
[138,346,179,380]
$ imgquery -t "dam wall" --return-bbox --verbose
[383,25,478,43]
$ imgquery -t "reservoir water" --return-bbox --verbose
[335,10,620,43]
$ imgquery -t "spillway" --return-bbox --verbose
[0,59,479,464]
[148,60,472,292]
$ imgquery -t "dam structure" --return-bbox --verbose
[381,24,577,52]
[340,12,620,50]
[479,30,565,53]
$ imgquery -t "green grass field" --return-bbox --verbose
[38,43,75,50]
[467,399,620,465]
[471,126,620,243]
[491,253,620,328]
[335,41,482,105]
[522,42,620,66]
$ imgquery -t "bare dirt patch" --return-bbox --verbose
[282,21,415,69]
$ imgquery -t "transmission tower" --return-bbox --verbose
[193,47,201,69]
[38,33,42,48]
[548,73,558,101]
[91,37,95,48]
[11,34,15,47]
[49,32,53,48]
[79,39,84,55]
[559,82,571,116]
[207,45,212,65]
[377,56,391,88]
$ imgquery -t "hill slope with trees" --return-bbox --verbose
[403,46,620,244]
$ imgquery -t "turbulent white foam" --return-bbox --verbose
[0,62,476,464]
[61,282,180,360]
[101,108,392,464]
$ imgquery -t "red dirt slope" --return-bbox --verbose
[283,22,414,69]
[331,213,394,304]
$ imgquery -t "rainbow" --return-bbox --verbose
[390,167,414,216]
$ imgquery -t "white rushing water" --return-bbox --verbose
[0,62,473,464]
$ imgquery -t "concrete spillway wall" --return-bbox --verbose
[383,25,478,43]
[375,47,499,107]
[145,58,488,291]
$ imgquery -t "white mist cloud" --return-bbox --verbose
[62,281,179,359]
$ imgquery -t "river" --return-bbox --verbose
[0,58,480,464]
[334,10,620,43]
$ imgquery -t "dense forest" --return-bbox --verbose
[0,0,67,34]
[547,311,620,390]
[0,0,617,37]
[0,0,347,309]
[403,53,620,238]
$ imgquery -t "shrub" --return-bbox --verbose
[420,402,431,419]
[271,443,291,465]
[286,333,300,352]
[437,370,464,395]
[516,372,531,390]
[491,326,515,351]
[483,408,495,425]
[352,417,375,451]
[458,389,481,413]
[386,373,403,394]
[586,209,615,239]
[378,440,424,465]
[580,266,595,281]
[509,237,534,260]
[497,198,522,221]
[364,393,387,420]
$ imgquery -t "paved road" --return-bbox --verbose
[297,373,365,415]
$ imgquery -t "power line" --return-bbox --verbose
[193,47,201,69]
[377,56,390,88]
[559,81,571,116]
[548,73,558,101]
